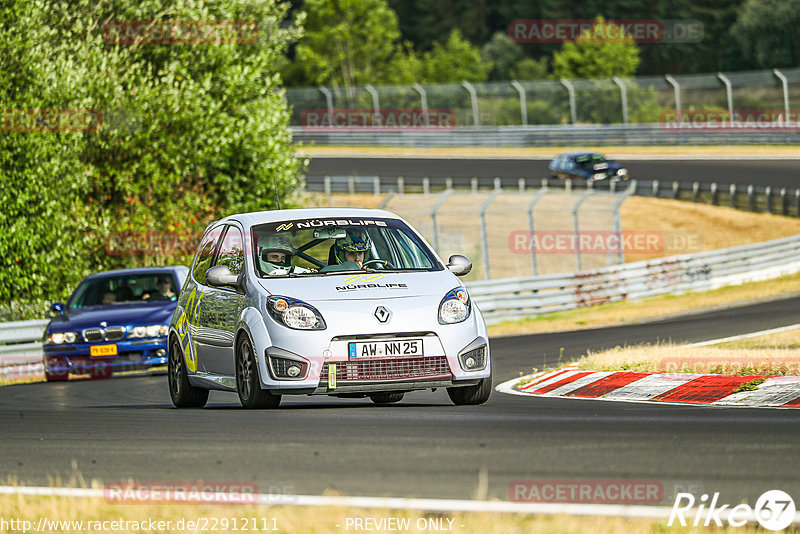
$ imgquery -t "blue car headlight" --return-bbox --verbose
[268,296,326,330]
[47,331,78,344]
[438,287,471,324]
[128,325,169,338]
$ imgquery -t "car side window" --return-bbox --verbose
[192,226,225,285]
[215,226,245,275]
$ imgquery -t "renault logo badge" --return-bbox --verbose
[374,306,391,323]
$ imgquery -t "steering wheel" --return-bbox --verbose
[362,259,393,269]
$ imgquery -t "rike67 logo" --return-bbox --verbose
[669,490,796,530]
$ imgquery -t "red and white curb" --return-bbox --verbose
[497,365,800,408]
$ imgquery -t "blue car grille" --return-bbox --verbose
[82,327,126,342]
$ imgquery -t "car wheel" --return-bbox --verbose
[369,392,404,404]
[168,336,209,408]
[447,374,492,406]
[236,335,281,409]
[44,366,68,382]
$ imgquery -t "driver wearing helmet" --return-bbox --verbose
[258,234,314,275]
[331,229,373,269]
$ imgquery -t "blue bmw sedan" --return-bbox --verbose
[43,266,188,381]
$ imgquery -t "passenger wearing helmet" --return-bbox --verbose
[259,234,314,275]
[330,229,372,268]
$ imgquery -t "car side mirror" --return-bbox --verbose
[206,265,242,291]
[50,302,64,314]
[446,255,472,277]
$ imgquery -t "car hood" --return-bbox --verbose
[257,269,459,302]
[48,302,175,332]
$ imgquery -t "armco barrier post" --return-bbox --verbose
[796,189,800,217]
[397,176,404,195]
[423,177,430,196]
[527,187,549,275]
[765,186,772,213]
[494,177,501,191]
[446,177,453,190]
[781,188,788,215]
[324,175,331,195]
[652,180,659,197]
[748,184,755,211]
[693,182,700,202]
[471,177,478,194]
[373,176,380,196]
[672,181,679,199]
[480,190,502,279]
[730,184,737,208]
[347,176,355,195]
[710,182,718,205]
[518,178,525,193]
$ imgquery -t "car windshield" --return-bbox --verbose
[251,217,441,277]
[66,273,178,308]
[574,154,607,166]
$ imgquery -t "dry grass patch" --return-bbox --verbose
[716,328,800,349]
[577,343,800,376]
[0,491,774,534]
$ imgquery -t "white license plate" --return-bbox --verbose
[348,339,423,358]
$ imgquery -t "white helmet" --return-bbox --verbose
[259,234,294,275]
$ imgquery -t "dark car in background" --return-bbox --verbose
[549,151,628,181]
[43,266,189,381]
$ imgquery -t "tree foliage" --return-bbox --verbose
[552,17,640,79]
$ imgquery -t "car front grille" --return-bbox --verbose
[319,356,451,382]
[82,327,126,342]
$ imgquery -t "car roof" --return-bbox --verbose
[558,151,604,157]
[84,266,189,280]
[213,208,403,230]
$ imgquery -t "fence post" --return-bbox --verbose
[560,79,578,125]
[373,176,380,196]
[510,81,527,126]
[480,190,502,279]
[423,177,430,196]
[397,176,404,195]
[324,175,331,195]
[730,184,737,208]
[572,191,594,272]
[527,187,549,275]
[672,181,680,199]
[364,84,380,117]
[494,177,502,191]
[612,76,629,125]
[429,190,454,252]
[796,189,800,217]
[717,73,734,124]
[710,182,718,205]
[411,83,429,127]
[565,178,572,193]
[445,177,453,190]
[518,178,525,193]
[773,69,791,121]
[765,186,772,213]
[652,179,659,197]
[748,184,755,211]
[610,183,636,266]
[471,177,478,194]
[693,182,700,202]
[664,74,681,117]
[318,86,334,118]
[461,81,480,127]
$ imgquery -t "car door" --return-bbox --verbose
[198,224,245,376]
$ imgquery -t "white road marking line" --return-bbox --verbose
[602,374,699,401]
[543,372,616,397]
[687,323,800,347]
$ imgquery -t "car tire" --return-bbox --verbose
[168,336,209,408]
[369,392,404,404]
[44,367,68,382]
[236,335,281,409]
[447,373,492,406]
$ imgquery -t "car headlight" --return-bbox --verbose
[438,287,471,325]
[617,168,628,176]
[47,331,78,344]
[128,325,168,338]
[591,172,607,180]
[268,296,326,330]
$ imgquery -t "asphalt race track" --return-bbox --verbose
[307,157,800,189]
[3,296,800,507]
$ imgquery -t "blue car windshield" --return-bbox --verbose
[67,273,178,308]
[251,217,441,277]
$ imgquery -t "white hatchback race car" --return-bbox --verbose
[168,208,491,408]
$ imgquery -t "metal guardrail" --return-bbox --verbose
[308,176,800,218]
[0,319,48,366]
[291,124,800,147]
[467,234,800,324]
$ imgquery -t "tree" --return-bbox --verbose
[552,17,640,79]
[419,30,489,83]
[731,0,800,68]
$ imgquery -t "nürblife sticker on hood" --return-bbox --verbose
[335,273,408,292]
